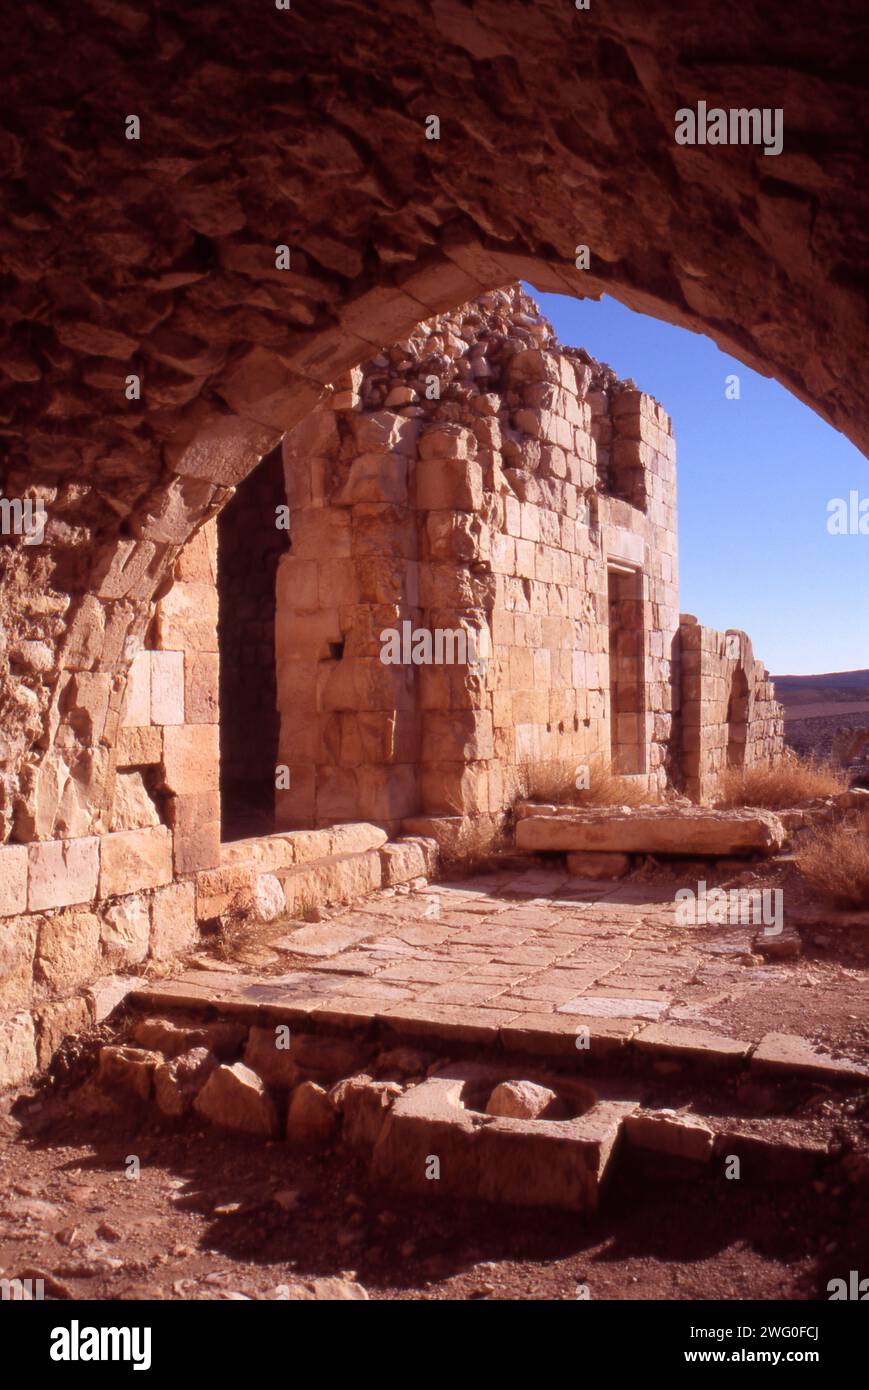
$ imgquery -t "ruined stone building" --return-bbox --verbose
[263,285,783,822]
[0,286,783,1088]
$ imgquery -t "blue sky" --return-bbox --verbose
[527,285,868,676]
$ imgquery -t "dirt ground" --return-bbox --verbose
[3,862,866,1306]
[1,1078,867,1304]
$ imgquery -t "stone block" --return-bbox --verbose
[162,724,219,795]
[87,974,145,1022]
[349,410,419,457]
[101,894,151,968]
[155,581,218,652]
[337,453,408,505]
[35,996,91,1070]
[0,914,37,1010]
[168,794,221,874]
[379,838,431,886]
[121,650,151,729]
[194,1062,278,1137]
[99,827,173,898]
[175,521,217,584]
[150,881,198,959]
[417,424,475,460]
[286,1080,339,1149]
[150,650,185,725]
[276,554,319,612]
[0,1012,38,1089]
[36,910,101,992]
[117,725,163,768]
[278,850,383,915]
[164,404,279,490]
[516,808,786,856]
[66,672,112,744]
[416,457,483,512]
[185,651,219,724]
[625,1110,714,1162]
[422,711,494,762]
[28,838,99,911]
[110,770,161,832]
[371,1063,634,1212]
[0,846,28,918]
[751,1032,869,1086]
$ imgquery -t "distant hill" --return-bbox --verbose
[771,669,869,709]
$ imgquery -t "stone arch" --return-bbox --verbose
[2,2,867,841]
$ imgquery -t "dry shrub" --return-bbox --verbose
[794,813,869,908]
[440,815,506,875]
[516,753,653,808]
[719,752,847,810]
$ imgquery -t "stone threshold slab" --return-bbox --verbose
[516,807,787,856]
[128,975,868,1088]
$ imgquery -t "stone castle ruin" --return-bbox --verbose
[0,286,784,1087]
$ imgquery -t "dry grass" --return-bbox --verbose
[440,815,507,875]
[719,753,847,810]
[516,754,653,808]
[794,813,869,908]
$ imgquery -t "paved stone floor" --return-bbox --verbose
[142,868,869,1058]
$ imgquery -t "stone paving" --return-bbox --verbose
[142,867,825,1052]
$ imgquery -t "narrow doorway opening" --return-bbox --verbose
[217,444,289,841]
[607,564,645,774]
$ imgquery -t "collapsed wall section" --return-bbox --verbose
[679,617,785,802]
[274,287,679,828]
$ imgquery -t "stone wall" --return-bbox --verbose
[0,287,783,1089]
[274,288,679,830]
[679,618,785,802]
[0,528,221,1087]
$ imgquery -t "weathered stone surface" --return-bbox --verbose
[243,1024,298,1087]
[518,808,786,856]
[751,1032,869,1085]
[0,914,38,1010]
[110,772,161,832]
[286,1080,338,1148]
[379,839,431,887]
[98,1044,162,1102]
[633,1023,750,1070]
[371,1063,634,1211]
[150,881,198,960]
[99,827,173,898]
[100,894,151,969]
[566,851,630,880]
[194,1062,278,1137]
[254,874,286,923]
[28,839,99,912]
[34,996,91,1070]
[87,974,145,1023]
[154,1047,218,1117]
[36,911,101,992]
[625,1110,714,1162]
[0,1011,38,1089]
[332,1074,401,1152]
[0,846,28,918]
[486,1079,558,1119]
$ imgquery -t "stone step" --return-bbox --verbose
[516,807,787,857]
[127,973,869,1092]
